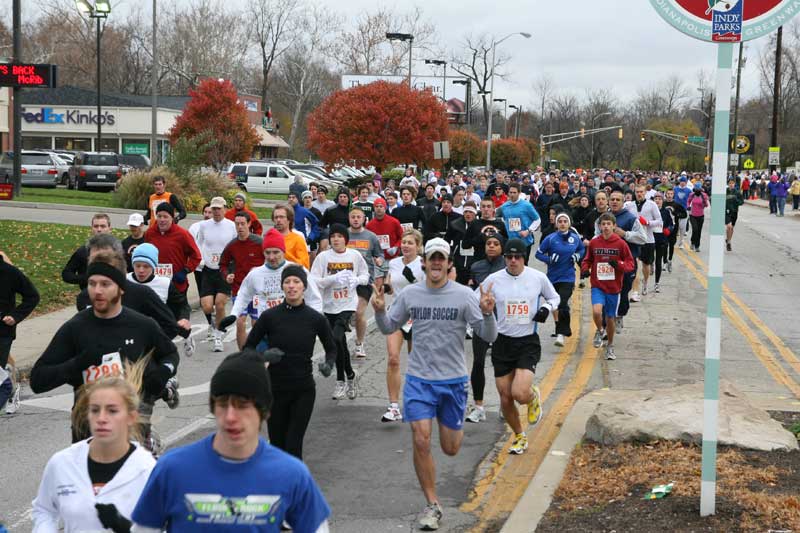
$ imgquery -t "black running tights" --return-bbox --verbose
[268,387,316,459]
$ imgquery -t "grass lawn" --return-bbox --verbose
[249,192,287,201]
[251,207,273,220]
[12,187,115,208]
[0,220,127,315]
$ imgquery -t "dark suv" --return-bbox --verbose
[68,152,122,191]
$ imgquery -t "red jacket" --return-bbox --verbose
[366,214,404,259]
[492,193,508,209]
[581,233,634,294]
[145,223,201,293]
[220,234,264,295]
[225,207,263,237]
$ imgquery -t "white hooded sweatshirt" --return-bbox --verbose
[33,439,155,533]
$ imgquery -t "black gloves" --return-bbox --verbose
[608,260,619,269]
[259,347,285,365]
[581,270,590,279]
[402,266,417,284]
[143,364,172,396]
[533,306,550,323]
[218,314,237,332]
[95,503,132,533]
[318,361,333,377]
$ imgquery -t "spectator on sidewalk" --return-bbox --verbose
[790,175,800,211]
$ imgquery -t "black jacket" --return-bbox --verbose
[470,255,505,286]
[424,210,464,245]
[462,219,507,262]
[61,245,89,289]
[319,204,350,229]
[0,255,40,340]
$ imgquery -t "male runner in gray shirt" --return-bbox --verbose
[372,237,497,531]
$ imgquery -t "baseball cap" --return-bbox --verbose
[126,213,144,227]
[210,196,227,209]
[424,238,450,259]
[503,238,527,256]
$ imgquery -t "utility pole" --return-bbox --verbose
[731,42,744,175]
[770,26,782,173]
[151,0,158,163]
[12,0,21,196]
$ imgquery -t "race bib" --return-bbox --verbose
[155,263,173,279]
[378,234,390,250]
[508,218,522,232]
[82,352,124,385]
[597,262,615,281]
[333,287,350,301]
[401,223,414,231]
[210,252,221,267]
[266,292,283,309]
[505,299,530,325]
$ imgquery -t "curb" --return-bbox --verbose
[0,200,204,220]
[744,199,800,218]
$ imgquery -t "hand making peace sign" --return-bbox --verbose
[478,282,495,315]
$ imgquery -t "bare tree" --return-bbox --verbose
[532,74,556,135]
[450,34,510,126]
[250,0,303,108]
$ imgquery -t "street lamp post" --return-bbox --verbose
[493,98,507,137]
[485,31,531,172]
[424,59,447,104]
[453,78,472,168]
[590,111,611,168]
[77,0,111,152]
[509,104,521,139]
[386,33,414,88]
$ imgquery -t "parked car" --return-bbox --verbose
[286,164,335,180]
[68,152,122,191]
[118,154,152,173]
[0,150,69,188]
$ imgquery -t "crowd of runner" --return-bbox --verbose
[0,165,778,531]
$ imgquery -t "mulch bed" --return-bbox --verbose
[537,411,800,533]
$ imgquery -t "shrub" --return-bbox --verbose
[381,169,406,181]
[112,166,236,213]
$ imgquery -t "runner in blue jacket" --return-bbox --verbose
[498,183,540,261]
[535,212,585,347]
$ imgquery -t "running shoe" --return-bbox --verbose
[354,343,366,359]
[629,291,641,302]
[726,241,732,251]
[381,405,403,422]
[666,260,672,273]
[465,405,486,423]
[593,330,604,348]
[509,432,529,455]
[465,324,473,340]
[4,384,20,414]
[184,336,195,358]
[615,316,624,330]
[213,334,224,353]
[206,324,215,341]
[346,371,359,400]
[654,283,661,293]
[554,334,565,347]
[605,346,616,360]
[418,502,443,531]
[527,385,542,426]
[144,428,163,458]
[678,241,684,250]
[162,377,180,409]
[641,285,648,296]
[332,381,346,400]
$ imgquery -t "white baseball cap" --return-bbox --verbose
[210,196,227,209]
[424,238,450,259]
[127,213,144,227]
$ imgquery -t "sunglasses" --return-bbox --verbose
[504,254,525,260]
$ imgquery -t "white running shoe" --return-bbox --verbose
[332,381,346,400]
[615,316,624,330]
[346,371,359,399]
[354,343,366,359]
[162,377,180,409]
[554,334,565,347]
[630,291,641,302]
[206,324,215,341]
[465,405,486,423]
[184,336,195,358]
[381,405,403,422]
[605,346,617,360]
[592,330,604,348]
[654,283,661,293]
[418,502,443,531]
[666,260,672,273]
[641,285,648,296]
[213,336,224,353]
[5,382,20,414]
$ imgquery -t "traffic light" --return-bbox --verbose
[640,131,646,142]
[618,128,624,140]
[580,128,585,138]
[683,135,688,144]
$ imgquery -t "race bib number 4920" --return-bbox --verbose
[82,352,124,384]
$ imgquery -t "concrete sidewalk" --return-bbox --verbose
[744,197,800,217]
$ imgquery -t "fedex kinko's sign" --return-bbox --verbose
[649,0,799,42]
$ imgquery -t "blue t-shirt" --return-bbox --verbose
[132,434,330,532]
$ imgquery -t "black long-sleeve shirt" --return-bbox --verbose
[318,204,350,230]
[61,245,89,289]
[244,301,336,391]
[30,307,179,395]
[75,282,180,339]
[0,256,40,339]
[392,204,426,231]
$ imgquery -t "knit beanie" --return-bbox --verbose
[234,192,247,202]
[210,350,273,412]
[155,202,175,217]
[329,223,350,244]
[261,228,286,252]
[131,243,158,270]
[281,264,308,288]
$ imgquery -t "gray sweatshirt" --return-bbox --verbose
[347,228,386,282]
[375,281,498,382]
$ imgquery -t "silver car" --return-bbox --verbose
[0,151,68,188]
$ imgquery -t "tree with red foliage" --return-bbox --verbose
[448,129,484,168]
[168,79,260,169]
[306,80,449,168]
[490,138,532,170]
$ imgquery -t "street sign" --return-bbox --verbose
[743,158,755,169]
[433,141,450,160]
[649,0,800,42]
[768,146,780,166]
[0,63,57,88]
[689,136,706,143]
[729,153,740,166]
[123,142,150,156]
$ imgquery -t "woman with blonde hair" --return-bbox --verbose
[380,228,425,422]
[33,370,155,533]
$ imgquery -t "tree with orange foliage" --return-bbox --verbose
[490,139,532,170]
[447,129,484,168]
[306,80,449,168]
[168,79,260,169]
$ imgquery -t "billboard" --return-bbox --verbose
[340,74,467,119]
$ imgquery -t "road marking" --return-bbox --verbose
[676,250,800,399]
[461,288,584,517]
[162,415,214,448]
[684,248,800,376]
[465,290,600,528]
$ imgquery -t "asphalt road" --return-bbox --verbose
[1,203,799,532]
